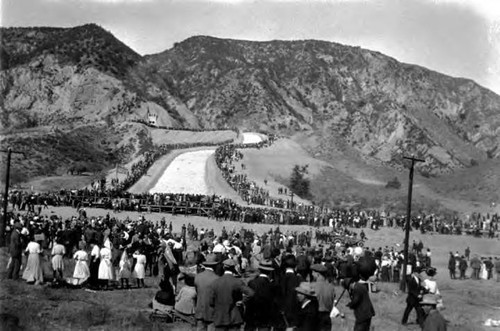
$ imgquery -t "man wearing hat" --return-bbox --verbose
[7,222,23,280]
[402,269,425,326]
[245,260,280,331]
[278,254,303,330]
[209,258,254,331]
[311,264,336,331]
[195,254,220,331]
[420,294,447,331]
[295,282,319,331]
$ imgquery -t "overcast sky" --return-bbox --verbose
[2,0,500,94]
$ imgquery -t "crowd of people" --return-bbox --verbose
[5,203,500,330]
[447,247,500,281]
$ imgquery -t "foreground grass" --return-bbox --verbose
[1,207,499,330]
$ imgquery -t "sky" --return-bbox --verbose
[2,0,500,95]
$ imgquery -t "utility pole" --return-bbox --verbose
[0,148,24,246]
[400,155,425,292]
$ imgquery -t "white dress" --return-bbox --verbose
[73,250,90,281]
[133,253,146,279]
[423,279,440,295]
[98,247,114,280]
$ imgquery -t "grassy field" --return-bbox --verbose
[1,206,499,331]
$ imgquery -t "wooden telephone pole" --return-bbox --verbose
[400,155,425,292]
[1,148,24,246]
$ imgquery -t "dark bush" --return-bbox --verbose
[385,176,401,189]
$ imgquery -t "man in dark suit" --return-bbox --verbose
[345,253,377,331]
[7,223,23,280]
[346,279,375,331]
[278,254,303,330]
[245,260,280,331]
[195,254,220,331]
[295,282,319,331]
[210,258,254,331]
[401,270,424,326]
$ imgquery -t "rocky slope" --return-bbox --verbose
[145,36,500,175]
[1,24,500,193]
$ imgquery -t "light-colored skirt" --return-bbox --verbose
[52,255,64,271]
[98,259,115,280]
[73,260,90,280]
[22,253,44,283]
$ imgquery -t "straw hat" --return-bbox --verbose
[295,282,316,297]
[311,264,328,274]
[202,254,219,266]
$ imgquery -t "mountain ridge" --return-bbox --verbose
[1,24,499,210]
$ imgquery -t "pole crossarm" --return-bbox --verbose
[399,155,425,292]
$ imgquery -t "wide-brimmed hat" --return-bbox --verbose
[202,254,219,266]
[420,294,438,306]
[311,264,328,274]
[295,282,316,297]
[258,260,274,272]
[223,258,237,268]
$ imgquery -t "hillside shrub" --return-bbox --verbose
[385,176,401,189]
[290,164,311,198]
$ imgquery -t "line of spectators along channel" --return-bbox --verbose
[3,190,499,240]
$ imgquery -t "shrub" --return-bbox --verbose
[385,176,401,189]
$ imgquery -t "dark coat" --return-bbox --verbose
[280,271,303,327]
[296,299,320,331]
[194,269,219,322]
[406,274,422,305]
[347,281,375,323]
[246,275,280,327]
[422,309,447,331]
[9,230,22,258]
[209,273,254,327]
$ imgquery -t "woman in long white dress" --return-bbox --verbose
[133,249,146,288]
[98,246,114,290]
[22,240,44,285]
[72,242,90,284]
[480,259,489,280]
[118,250,131,289]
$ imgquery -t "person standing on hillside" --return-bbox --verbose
[447,253,456,279]
[464,247,470,261]
[311,264,336,331]
[402,270,424,326]
[494,257,500,282]
[245,260,280,331]
[7,223,23,280]
[420,294,447,331]
[470,255,482,280]
[209,259,254,331]
[459,256,468,280]
[195,254,220,331]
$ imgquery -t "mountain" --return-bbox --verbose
[1,25,500,208]
[143,36,500,175]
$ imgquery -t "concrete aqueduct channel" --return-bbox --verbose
[147,132,263,196]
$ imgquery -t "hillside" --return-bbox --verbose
[1,25,500,211]
[144,36,500,176]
